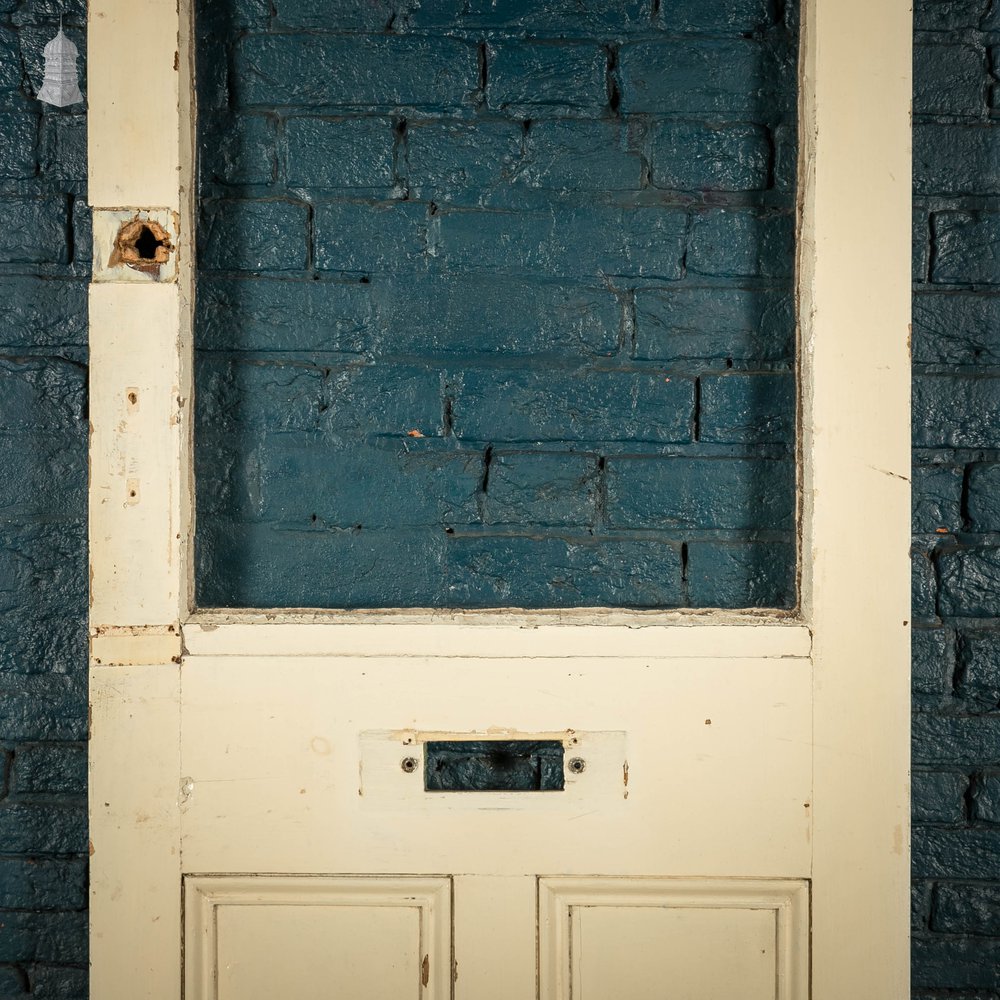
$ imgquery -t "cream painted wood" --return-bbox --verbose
[184,876,451,1000]
[87,0,912,994]
[539,878,809,1000]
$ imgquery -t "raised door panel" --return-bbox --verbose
[184,876,451,1000]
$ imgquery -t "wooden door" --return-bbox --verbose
[87,1,911,997]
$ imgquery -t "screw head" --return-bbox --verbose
[400,757,419,774]
[568,757,586,774]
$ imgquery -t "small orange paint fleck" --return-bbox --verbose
[936,528,949,534]
[407,429,424,438]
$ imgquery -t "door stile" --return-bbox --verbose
[87,0,196,996]
[798,0,912,998]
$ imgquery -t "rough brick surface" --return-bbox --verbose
[195,0,800,610]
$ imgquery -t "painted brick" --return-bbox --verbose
[0,278,87,350]
[933,883,1000,935]
[913,547,940,623]
[258,443,482,528]
[366,277,620,358]
[451,369,694,443]
[0,359,84,434]
[913,770,968,823]
[233,35,478,109]
[0,911,87,964]
[196,277,370,354]
[649,122,770,192]
[71,196,90,266]
[272,0,391,29]
[633,287,794,363]
[686,540,796,608]
[200,113,276,186]
[0,859,85,913]
[913,292,1000,366]
[406,121,525,202]
[0,967,26,995]
[518,121,643,193]
[914,0,989,31]
[286,117,395,191]
[912,628,955,697]
[0,198,65,264]
[0,429,85,518]
[446,536,685,608]
[486,42,608,116]
[688,209,795,279]
[914,827,1000,878]
[939,548,1000,616]
[605,457,794,530]
[972,771,1000,822]
[913,465,963,534]
[0,521,88,622]
[772,123,796,195]
[12,745,86,796]
[11,0,86,24]
[933,212,1000,285]
[399,0,650,32]
[618,40,790,118]
[38,114,84,184]
[200,200,309,272]
[913,376,1000,448]
[29,965,88,999]
[483,452,598,527]
[913,208,930,283]
[913,43,985,116]
[0,678,87,742]
[314,201,427,274]
[0,26,21,90]
[967,464,1000,530]
[656,0,776,32]
[958,630,1000,710]
[915,125,1000,196]
[0,112,35,179]
[0,805,85,854]
[698,373,795,446]
[914,714,1000,766]
[434,205,687,280]
[913,937,1000,990]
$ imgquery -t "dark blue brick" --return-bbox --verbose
[314,202,427,274]
[0,677,87,742]
[451,369,694,443]
[197,277,370,354]
[28,965,88,999]
[772,123,797,196]
[200,200,309,272]
[649,122,770,192]
[958,630,1000,710]
[12,0,86,24]
[912,628,954,697]
[914,714,1000,766]
[483,452,599,527]
[0,26,21,90]
[446,536,684,608]
[0,804,85,854]
[972,771,1000,822]
[0,910,87,965]
[0,359,85,433]
[915,125,1000,196]
[286,117,395,191]
[913,937,1000,990]
[71,196,90,266]
[0,198,66,265]
[518,121,642,193]
[0,112,36,179]
[913,292,1000,366]
[605,457,794,530]
[618,39,790,118]
[400,0,649,32]
[367,277,620,358]
[0,859,85,911]
[408,121,524,203]
[913,376,1000,448]
[914,208,930,283]
[434,205,687,280]
[200,113,276,186]
[933,212,1000,285]
[933,883,1000,935]
[272,0,391,29]
[0,278,82,351]
[913,770,968,823]
[913,464,963,534]
[913,43,985,117]
[686,540,796,608]
[0,429,85,519]
[0,966,26,996]
[486,42,608,117]
[698,373,794,445]
[656,0,776,32]
[913,547,940,623]
[914,827,1000,878]
[633,287,794,363]
[967,464,1000,530]
[39,113,84,183]
[915,0,989,31]
[233,35,478,109]
[688,209,794,278]
[12,745,86,796]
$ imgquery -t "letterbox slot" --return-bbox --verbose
[423,740,565,792]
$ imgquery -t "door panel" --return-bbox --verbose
[184,876,451,1000]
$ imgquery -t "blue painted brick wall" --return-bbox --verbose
[912,0,1000,993]
[0,0,89,996]
[194,0,800,610]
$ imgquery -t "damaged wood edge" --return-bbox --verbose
[109,215,175,274]
[90,624,184,666]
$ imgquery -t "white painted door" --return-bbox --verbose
[87,1,912,998]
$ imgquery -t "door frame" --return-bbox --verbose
[87,0,912,996]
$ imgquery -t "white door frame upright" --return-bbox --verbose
[86,0,912,996]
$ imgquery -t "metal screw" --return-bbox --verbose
[401,757,419,774]
[567,757,586,774]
